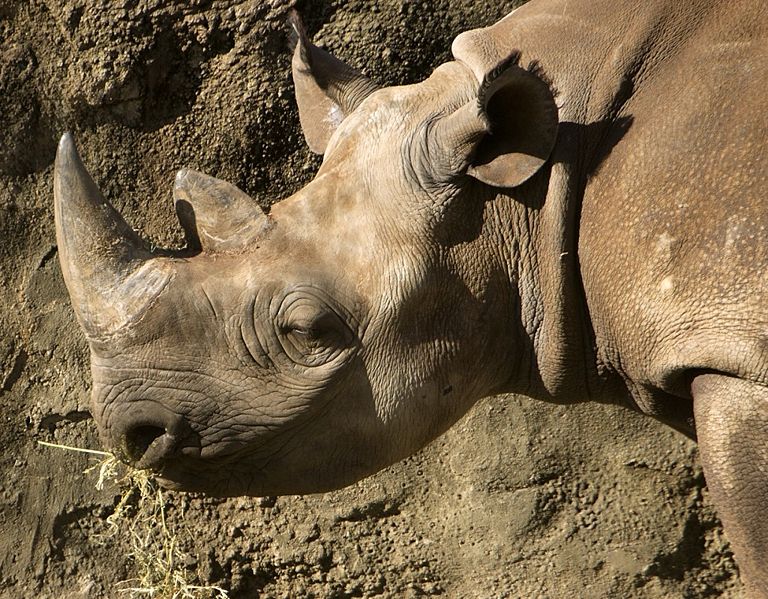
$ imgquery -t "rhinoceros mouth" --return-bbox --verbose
[151,457,260,496]
[147,425,308,496]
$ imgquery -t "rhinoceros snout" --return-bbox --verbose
[110,403,194,471]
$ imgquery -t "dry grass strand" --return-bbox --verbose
[38,440,229,599]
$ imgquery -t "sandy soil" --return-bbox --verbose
[0,0,743,596]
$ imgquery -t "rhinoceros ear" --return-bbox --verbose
[432,54,559,188]
[173,169,271,254]
[289,11,380,154]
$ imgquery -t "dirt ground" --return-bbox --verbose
[0,0,744,597]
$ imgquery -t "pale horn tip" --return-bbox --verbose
[57,132,76,161]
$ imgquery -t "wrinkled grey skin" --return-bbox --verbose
[54,0,767,594]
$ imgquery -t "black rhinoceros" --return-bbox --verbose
[53,0,767,593]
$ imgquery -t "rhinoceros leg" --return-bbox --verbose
[692,373,768,598]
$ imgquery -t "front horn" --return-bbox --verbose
[54,133,173,339]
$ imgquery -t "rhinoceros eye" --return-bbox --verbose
[277,291,353,366]
[283,304,330,340]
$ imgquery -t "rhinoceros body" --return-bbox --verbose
[54,0,767,594]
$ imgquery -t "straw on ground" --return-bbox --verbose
[38,440,229,599]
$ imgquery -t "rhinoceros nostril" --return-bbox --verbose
[112,404,193,470]
[123,424,184,471]
[125,425,166,461]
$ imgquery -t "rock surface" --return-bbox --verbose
[0,0,743,596]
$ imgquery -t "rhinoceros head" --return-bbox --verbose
[54,18,558,496]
